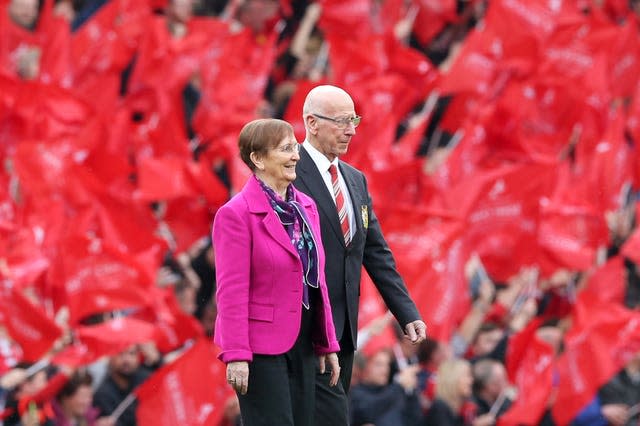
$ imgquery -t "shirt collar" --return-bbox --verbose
[302,140,339,173]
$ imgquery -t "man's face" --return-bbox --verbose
[9,0,39,30]
[363,351,391,386]
[307,93,357,161]
[110,346,140,378]
[487,363,508,399]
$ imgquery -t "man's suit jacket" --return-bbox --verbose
[213,176,340,363]
[294,147,420,350]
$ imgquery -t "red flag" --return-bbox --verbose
[317,0,373,39]
[576,106,634,213]
[52,235,154,325]
[379,206,464,294]
[537,202,607,273]
[51,343,102,369]
[498,331,555,426]
[161,197,216,255]
[437,27,499,96]
[357,274,395,356]
[134,287,205,353]
[579,256,625,305]
[0,227,49,289]
[136,339,229,426]
[409,238,471,342]
[136,157,199,201]
[0,286,62,362]
[412,0,457,46]
[445,163,555,281]
[283,80,322,142]
[551,296,640,425]
[74,317,157,359]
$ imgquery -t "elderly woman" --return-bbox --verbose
[212,118,340,426]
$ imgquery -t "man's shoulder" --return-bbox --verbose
[338,160,364,179]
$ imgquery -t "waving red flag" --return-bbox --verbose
[0,227,49,289]
[412,0,457,46]
[409,238,470,342]
[136,157,199,201]
[318,0,373,39]
[133,287,205,353]
[162,197,216,255]
[357,274,395,357]
[552,295,640,425]
[445,163,555,281]
[580,256,625,305]
[74,317,157,359]
[499,331,555,426]
[136,339,229,426]
[0,286,62,362]
[437,27,499,96]
[53,235,154,325]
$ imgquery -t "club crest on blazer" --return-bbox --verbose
[361,205,368,229]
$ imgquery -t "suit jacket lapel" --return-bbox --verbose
[296,147,346,246]
[242,177,298,257]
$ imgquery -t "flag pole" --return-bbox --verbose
[110,393,137,422]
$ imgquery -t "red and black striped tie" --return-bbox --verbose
[329,164,351,246]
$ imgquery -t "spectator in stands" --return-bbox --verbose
[232,0,280,35]
[596,351,640,426]
[349,348,423,426]
[417,338,450,410]
[51,369,114,426]
[2,363,72,426]
[424,358,495,426]
[471,358,512,418]
[212,118,340,426]
[93,346,154,426]
[7,0,39,30]
[166,0,194,39]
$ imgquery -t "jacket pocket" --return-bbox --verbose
[248,303,274,322]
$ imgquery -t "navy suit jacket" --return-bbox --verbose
[294,146,421,350]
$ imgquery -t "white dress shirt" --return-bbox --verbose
[302,140,356,241]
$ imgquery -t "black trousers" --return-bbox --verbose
[313,335,355,426]
[237,305,315,426]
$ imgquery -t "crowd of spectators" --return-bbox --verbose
[3,0,640,425]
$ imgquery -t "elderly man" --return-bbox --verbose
[293,85,427,425]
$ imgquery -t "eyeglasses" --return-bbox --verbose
[311,113,361,129]
[276,143,300,154]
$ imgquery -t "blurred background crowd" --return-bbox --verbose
[2,0,640,425]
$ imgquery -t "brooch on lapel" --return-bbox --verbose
[361,205,368,229]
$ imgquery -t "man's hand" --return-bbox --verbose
[318,353,340,386]
[404,320,427,344]
[601,404,629,426]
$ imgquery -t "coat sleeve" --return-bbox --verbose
[304,197,340,355]
[359,172,421,329]
[213,203,253,363]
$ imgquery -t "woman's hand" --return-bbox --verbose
[318,353,340,386]
[227,361,249,395]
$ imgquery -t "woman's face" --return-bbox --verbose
[256,133,300,188]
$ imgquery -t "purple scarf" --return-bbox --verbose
[256,176,319,309]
